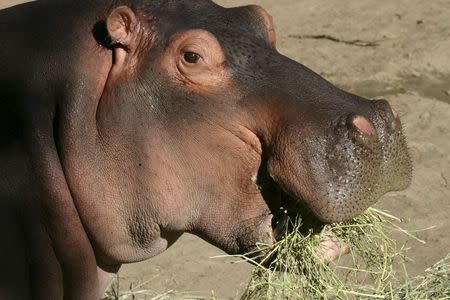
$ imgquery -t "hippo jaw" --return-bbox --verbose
[265,100,413,224]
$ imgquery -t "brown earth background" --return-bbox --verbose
[2,0,450,299]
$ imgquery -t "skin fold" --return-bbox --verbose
[0,0,412,299]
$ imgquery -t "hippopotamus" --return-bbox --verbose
[0,0,412,299]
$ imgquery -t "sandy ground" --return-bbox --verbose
[2,0,450,299]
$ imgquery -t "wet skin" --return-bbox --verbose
[0,0,412,299]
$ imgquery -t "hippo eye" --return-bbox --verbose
[183,51,201,64]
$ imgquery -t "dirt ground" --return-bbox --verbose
[2,0,449,299]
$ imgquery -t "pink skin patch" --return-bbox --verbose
[391,108,398,119]
[97,267,118,296]
[352,115,376,136]
[391,107,401,129]
[314,230,349,263]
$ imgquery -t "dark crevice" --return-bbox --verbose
[256,149,325,238]
[289,34,379,47]
[92,20,114,49]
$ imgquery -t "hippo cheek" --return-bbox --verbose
[266,102,413,223]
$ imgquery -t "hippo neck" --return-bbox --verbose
[51,5,151,265]
[55,46,174,266]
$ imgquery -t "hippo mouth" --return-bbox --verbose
[265,156,412,243]
[257,118,413,245]
[269,190,324,241]
[252,186,347,264]
[255,163,327,243]
[260,102,413,228]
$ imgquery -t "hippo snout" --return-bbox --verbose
[267,97,412,224]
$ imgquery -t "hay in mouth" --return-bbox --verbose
[240,208,414,299]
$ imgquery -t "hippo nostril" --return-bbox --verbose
[346,115,376,136]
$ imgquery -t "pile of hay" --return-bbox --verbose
[239,208,449,300]
[391,253,450,299]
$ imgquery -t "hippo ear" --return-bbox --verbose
[106,6,138,49]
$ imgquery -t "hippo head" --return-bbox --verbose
[84,0,412,261]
